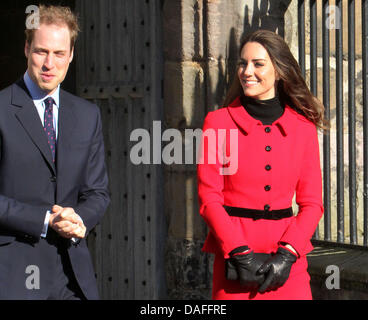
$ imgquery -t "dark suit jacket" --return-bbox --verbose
[0,79,110,299]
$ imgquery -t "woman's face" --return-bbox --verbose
[237,41,278,100]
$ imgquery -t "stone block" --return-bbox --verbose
[163,61,206,129]
[163,0,203,61]
[164,168,207,241]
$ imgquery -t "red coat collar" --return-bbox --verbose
[226,96,302,136]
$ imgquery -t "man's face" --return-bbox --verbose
[25,23,74,95]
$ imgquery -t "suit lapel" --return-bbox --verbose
[12,79,56,174]
[57,89,77,167]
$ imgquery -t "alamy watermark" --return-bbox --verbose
[25,265,40,290]
[325,5,341,30]
[325,265,340,290]
[129,121,239,175]
[25,5,40,30]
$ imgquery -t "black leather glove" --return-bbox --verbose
[227,246,267,290]
[257,247,297,293]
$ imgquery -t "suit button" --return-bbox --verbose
[264,204,270,211]
[50,176,57,182]
[264,185,271,191]
[265,127,271,133]
[265,146,272,152]
[24,234,33,240]
[265,164,272,171]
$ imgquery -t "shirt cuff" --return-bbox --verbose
[40,210,51,238]
[71,214,84,244]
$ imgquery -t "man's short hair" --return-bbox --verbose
[25,4,80,50]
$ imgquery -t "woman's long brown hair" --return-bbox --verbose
[223,29,328,129]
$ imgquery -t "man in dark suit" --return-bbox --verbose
[0,5,110,299]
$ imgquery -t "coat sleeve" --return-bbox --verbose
[197,111,249,258]
[0,196,49,239]
[0,134,49,239]
[279,125,323,256]
[74,107,110,234]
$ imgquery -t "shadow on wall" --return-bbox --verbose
[244,0,292,37]
[206,0,292,112]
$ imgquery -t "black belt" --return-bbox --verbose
[224,206,293,220]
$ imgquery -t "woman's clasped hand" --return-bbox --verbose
[228,246,297,293]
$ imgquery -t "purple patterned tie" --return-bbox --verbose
[43,97,56,162]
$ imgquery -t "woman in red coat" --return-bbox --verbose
[197,30,326,300]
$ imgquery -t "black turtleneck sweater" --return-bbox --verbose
[240,95,285,125]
